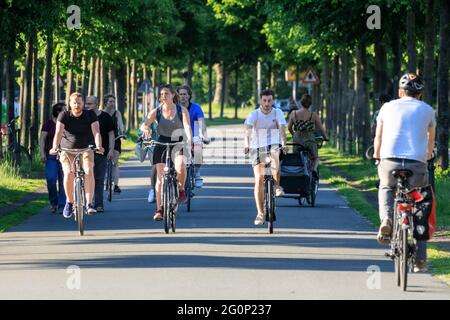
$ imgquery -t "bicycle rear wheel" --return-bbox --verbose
[393,215,401,287]
[401,228,409,291]
[75,178,84,236]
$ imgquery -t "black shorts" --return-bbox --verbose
[152,138,185,165]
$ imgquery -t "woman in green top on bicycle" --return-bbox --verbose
[287,94,328,176]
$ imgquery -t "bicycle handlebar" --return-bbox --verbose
[56,145,99,155]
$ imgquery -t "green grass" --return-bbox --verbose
[0,196,48,233]
[427,244,450,284]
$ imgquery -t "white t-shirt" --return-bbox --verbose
[377,97,436,163]
[245,108,287,149]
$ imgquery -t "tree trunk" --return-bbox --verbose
[331,55,340,140]
[374,38,388,108]
[30,45,39,155]
[338,52,349,152]
[116,62,126,115]
[208,60,212,119]
[220,64,227,118]
[407,10,417,73]
[80,54,87,100]
[0,49,3,156]
[54,50,60,104]
[356,45,370,156]
[41,33,53,125]
[6,45,16,150]
[65,48,76,106]
[99,58,105,107]
[132,60,138,129]
[347,66,356,155]
[88,56,94,96]
[391,12,402,99]
[126,58,131,132]
[234,65,239,119]
[212,63,222,106]
[19,69,24,118]
[424,0,437,105]
[437,0,449,169]
[166,65,172,83]
[21,38,33,151]
[94,57,100,97]
[187,57,193,88]
[321,55,332,131]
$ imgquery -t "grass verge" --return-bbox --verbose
[0,196,48,233]
[319,146,450,285]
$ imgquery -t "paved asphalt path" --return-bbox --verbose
[0,125,449,300]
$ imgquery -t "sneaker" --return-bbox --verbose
[153,209,163,221]
[50,205,57,214]
[275,186,285,197]
[96,206,104,213]
[194,177,204,188]
[57,206,64,215]
[148,189,155,203]
[114,185,121,193]
[414,259,428,273]
[86,203,97,215]
[254,212,265,226]
[179,190,188,204]
[63,203,73,219]
[377,218,392,245]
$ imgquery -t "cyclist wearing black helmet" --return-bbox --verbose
[373,73,436,272]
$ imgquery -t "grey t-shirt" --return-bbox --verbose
[377,97,436,163]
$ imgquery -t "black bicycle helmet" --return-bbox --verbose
[399,73,424,93]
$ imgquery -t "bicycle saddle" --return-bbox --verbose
[391,169,413,179]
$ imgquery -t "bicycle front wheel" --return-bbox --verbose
[107,160,113,202]
[265,178,274,234]
[170,178,177,233]
[75,178,84,236]
[162,178,170,234]
[186,166,192,212]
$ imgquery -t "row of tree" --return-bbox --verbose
[208,0,449,169]
[0,1,449,169]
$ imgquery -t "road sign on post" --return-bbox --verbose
[301,66,320,85]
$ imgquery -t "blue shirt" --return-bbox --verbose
[188,102,205,137]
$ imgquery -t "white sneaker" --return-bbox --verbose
[254,213,265,226]
[275,186,285,197]
[148,189,155,203]
[195,177,204,188]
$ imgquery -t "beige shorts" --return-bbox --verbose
[59,150,95,174]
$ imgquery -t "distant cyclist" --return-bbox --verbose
[177,84,209,188]
[40,102,66,214]
[244,89,287,226]
[50,92,104,217]
[373,73,435,272]
[140,84,192,221]
[287,94,328,176]
[85,95,115,213]
[103,94,125,194]
[371,94,392,140]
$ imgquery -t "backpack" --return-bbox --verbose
[412,185,437,241]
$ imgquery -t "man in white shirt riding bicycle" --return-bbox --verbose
[244,89,287,226]
[373,73,436,273]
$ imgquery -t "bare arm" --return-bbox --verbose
[51,121,65,153]
[40,131,48,161]
[198,117,208,139]
[374,122,383,160]
[244,124,252,153]
[107,131,115,159]
[287,112,295,136]
[140,109,157,139]
[314,113,328,139]
[115,110,125,134]
[427,126,436,160]
[182,107,192,145]
[91,121,103,153]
